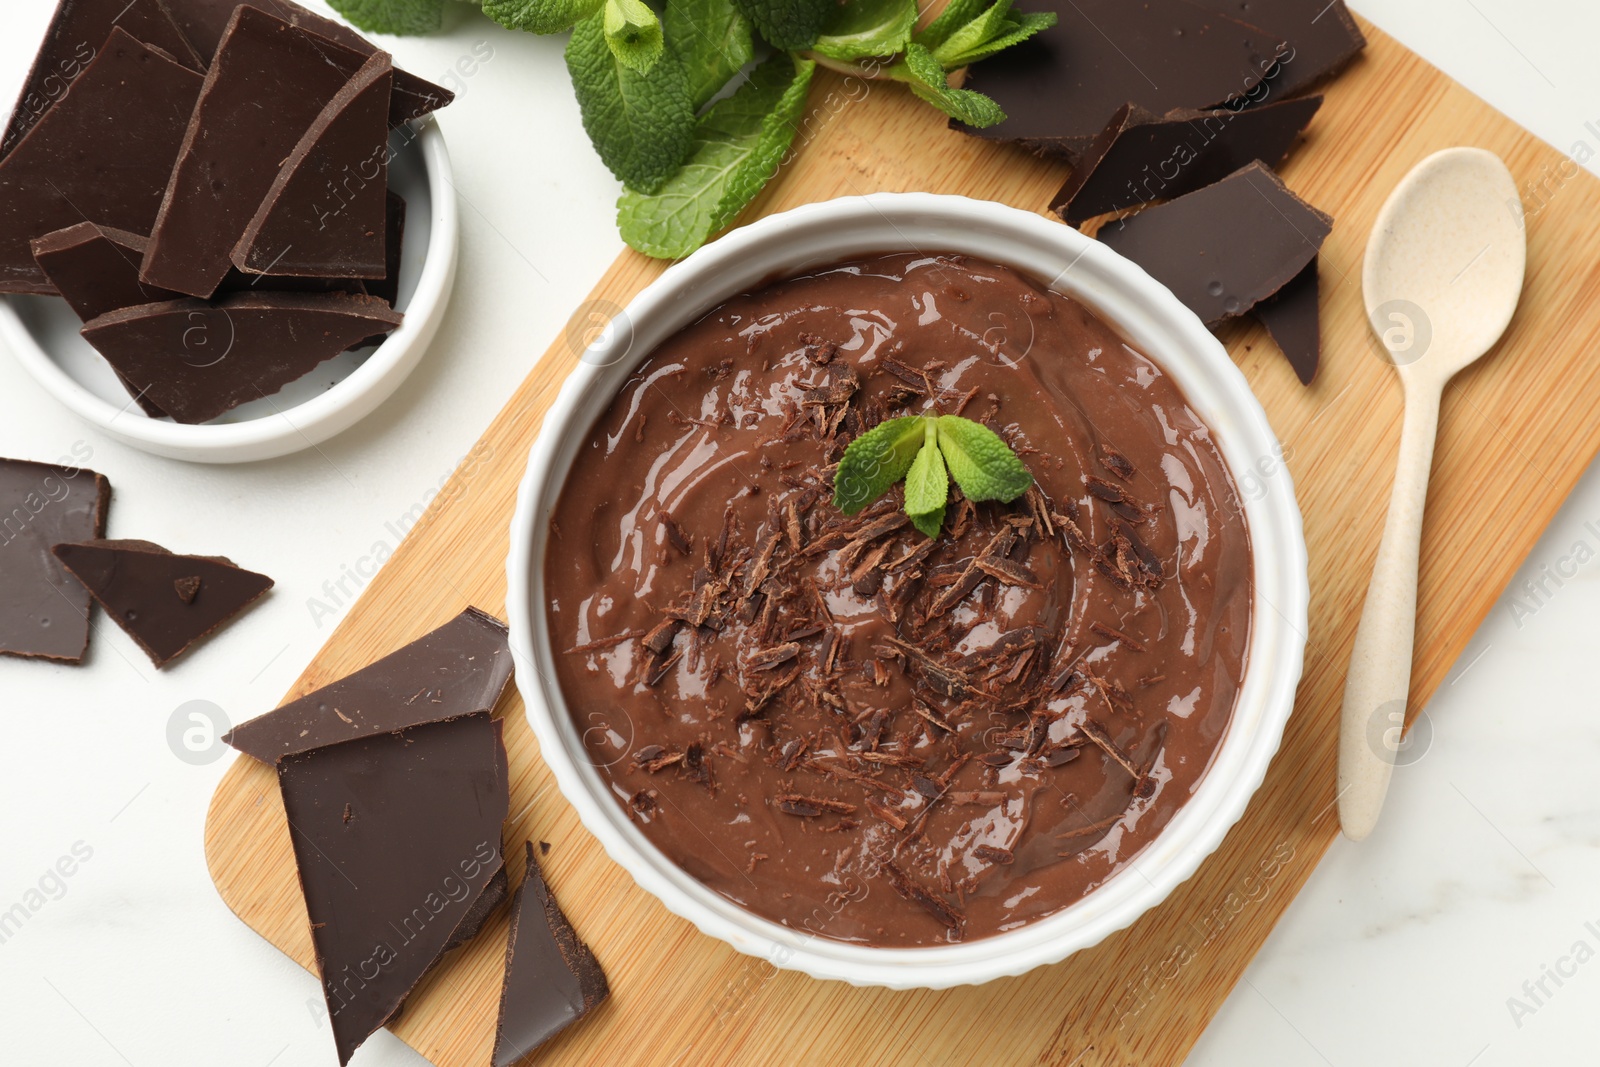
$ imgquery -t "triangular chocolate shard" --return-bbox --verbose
[31,223,184,321]
[80,291,403,424]
[0,28,203,294]
[955,0,1288,163]
[232,52,392,279]
[1190,0,1366,99]
[164,0,455,126]
[51,538,273,667]
[492,841,610,1067]
[278,713,509,1066]
[2,0,205,161]
[1052,95,1322,225]
[223,607,515,763]
[1097,161,1331,328]
[0,458,110,662]
[1253,256,1321,384]
[140,7,372,297]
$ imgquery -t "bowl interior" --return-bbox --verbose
[1,123,436,424]
[509,193,1307,988]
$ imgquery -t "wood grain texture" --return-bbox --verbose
[205,19,1600,1066]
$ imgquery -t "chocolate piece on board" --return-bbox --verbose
[1190,0,1366,98]
[51,538,273,667]
[223,607,514,762]
[1096,161,1331,327]
[1253,256,1321,384]
[0,28,202,294]
[80,291,403,424]
[1051,95,1322,225]
[0,458,110,662]
[955,0,1288,163]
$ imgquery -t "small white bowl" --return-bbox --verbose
[0,119,458,464]
[505,193,1309,989]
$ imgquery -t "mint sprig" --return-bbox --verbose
[832,414,1033,538]
[343,0,1056,258]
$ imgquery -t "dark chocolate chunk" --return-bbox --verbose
[1253,256,1320,384]
[0,28,203,294]
[492,841,609,1067]
[1051,95,1322,225]
[278,713,509,1066]
[51,538,273,667]
[164,0,455,126]
[141,7,367,297]
[232,51,392,279]
[1097,161,1331,327]
[0,457,110,662]
[80,291,403,424]
[224,607,515,763]
[955,0,1288,163]
[1,0,204,161]
[1190,0,1366,98]
[30,223,182,321]
[367,191,406,308]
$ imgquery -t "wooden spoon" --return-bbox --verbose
[1338,148,1526,841]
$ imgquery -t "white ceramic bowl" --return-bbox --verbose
[506,193,1308,989]
[0,119,458,464]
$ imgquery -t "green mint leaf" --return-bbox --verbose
[894,43,1005,127]
[811,0,916,61]
[933,8,1055,68]
[732,0,833,50]
[666,0,754,111]
[327,0,447,35]
[935,414,1032,503]
[604,0,665,73]
[903,436,949,538]
[926,0,1013,64]
[567,11,696,193]
[482,0,599,33]
[617,54,814,258]
[831,415,926,514]
[911,0,985,51]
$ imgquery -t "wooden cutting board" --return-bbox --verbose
[205,17,1600,1066]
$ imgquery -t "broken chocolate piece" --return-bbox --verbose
[491,841,610,1067]
[367,191,406,308]
[30,223,183,321]
[51,538,273,668]
[164,0,454,126]
[80,291,403,424]
[956,0,1288,163]
[1097,161,1331,327]
[278,713,508,1066]
[1,0,204,161]
[224,607,514,763]
[1253,256,1320,384]
[0,457,109,662]
[1190,0,1366,98]
[232,51,392,279]
[0,28,203,294]
[1051,96,1322,225]
[141,7,374,296]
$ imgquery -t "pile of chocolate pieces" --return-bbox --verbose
[224,608,610,1066]
[0,0,455,422]
[958,0,1368,384]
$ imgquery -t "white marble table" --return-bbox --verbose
[0,2,1594,1063]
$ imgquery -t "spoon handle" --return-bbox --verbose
[1337,386,1441,841]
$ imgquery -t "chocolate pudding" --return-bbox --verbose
[544,253,1251,947]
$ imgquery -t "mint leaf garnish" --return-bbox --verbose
[893,44,1005,128]
[603,0,665,73]
[831,413,1033,538]
[932,4,1055,68]
[903,433,948,539]
[483,0,601,34]
[667,0,754,111]
[832,414,925,514]
[936,414,1032,502]
[911,0,986,51]
[732,0,834,50]
[567,11,696,193]
[327,0,448,35]
[811,0,916,62]
[617,55,814,258]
